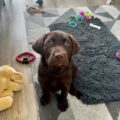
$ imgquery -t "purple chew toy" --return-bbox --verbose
[115,51,120,60]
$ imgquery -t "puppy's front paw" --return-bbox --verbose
[57,99,68,111]
[40,96,50,105]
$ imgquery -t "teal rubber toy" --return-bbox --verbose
[68,21,77,28]
[67,16,77,28]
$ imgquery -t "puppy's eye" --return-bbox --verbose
[64,41,70,47]
[46,41,53,47]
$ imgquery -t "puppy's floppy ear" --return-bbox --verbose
[69,34,80,55]
[32,33,48,54]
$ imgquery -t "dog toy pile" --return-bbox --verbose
[77,11,93,20]
[67,11,93,28]
[0,65,23,111]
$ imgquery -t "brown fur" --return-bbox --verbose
[32,31,80,111]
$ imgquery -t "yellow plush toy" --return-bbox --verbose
[0,65,23,111]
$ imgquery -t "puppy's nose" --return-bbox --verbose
[54,53,64,60]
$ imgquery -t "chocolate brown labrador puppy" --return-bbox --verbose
[32,30,80,111]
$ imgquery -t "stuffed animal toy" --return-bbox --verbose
[0,65,23,111]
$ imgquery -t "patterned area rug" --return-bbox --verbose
[25,5,120,104]
[25,5,120,120]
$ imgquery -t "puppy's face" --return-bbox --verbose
[32,31,80,69]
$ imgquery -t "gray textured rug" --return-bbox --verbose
[49,18,120,104]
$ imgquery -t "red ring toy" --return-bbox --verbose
[16,51,36,64]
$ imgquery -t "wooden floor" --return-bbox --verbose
[0,0,107,120]
[0,0,39,120]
